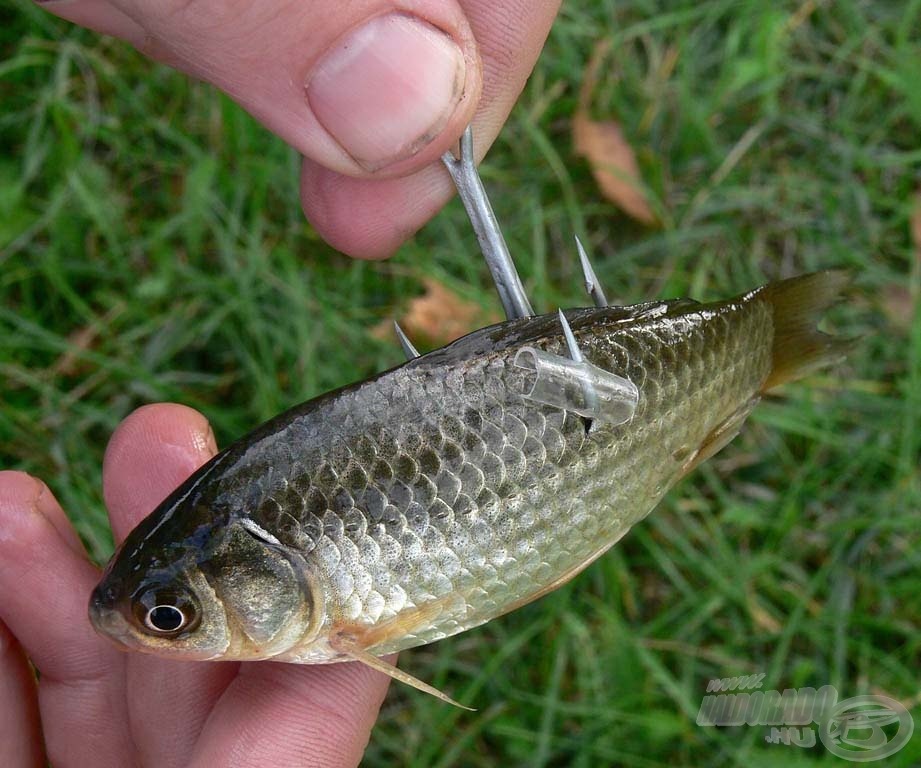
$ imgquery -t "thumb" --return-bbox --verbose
[41,0,482,176]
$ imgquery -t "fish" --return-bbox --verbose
[88,129,851,707]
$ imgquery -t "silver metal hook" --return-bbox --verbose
[393,321,420,360]
[557,309,596,414]
[557,309,584,364]
[441,127,533,321]
[514,309,638,427]
[575,236,608,308]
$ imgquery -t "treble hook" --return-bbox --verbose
[441,127,534,321]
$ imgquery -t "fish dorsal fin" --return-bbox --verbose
[330,634,474,711]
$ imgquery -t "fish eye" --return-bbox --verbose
[147,605,184,632]
[133,588,200,636]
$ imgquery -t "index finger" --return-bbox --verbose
[101,404,238,768]
[103,403,218,543]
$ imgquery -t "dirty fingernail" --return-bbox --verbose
[306,13,466,171]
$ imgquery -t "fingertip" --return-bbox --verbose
[0,471,85,556]
[0,472,48,560]
[0,470,43,515]
[0,477,108,685]
[300,159,453,260]
[103,403,218,541]
[104,403,217,481]
[34,0,146,46]
[303,9,481,176]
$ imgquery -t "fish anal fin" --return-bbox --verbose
[330,634,474,711]
[678,397,760,480]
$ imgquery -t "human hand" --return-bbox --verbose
[0,404,391,768]
[35,0,561,259]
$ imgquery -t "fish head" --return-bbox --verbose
[89,475,321,660]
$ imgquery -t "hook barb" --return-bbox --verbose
[575,236,608,308]
[393,321,419,360]
[557,309,584,364]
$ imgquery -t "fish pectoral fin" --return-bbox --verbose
[678,397,761,479]
[328,594,473,709]
[330,634,474,711]
[333,592,462,651]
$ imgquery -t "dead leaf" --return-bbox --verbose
[574,40,655,225]
[372,279,499,349]
[573,113,656,225]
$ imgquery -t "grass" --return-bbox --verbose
[2,0,920,764]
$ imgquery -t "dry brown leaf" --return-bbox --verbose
[372,279,499,349]
[575,39,656,225]
[573,112,655,225]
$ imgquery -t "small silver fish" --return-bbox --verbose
[89,129,850,707]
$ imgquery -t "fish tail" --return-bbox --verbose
[752,270,854,391]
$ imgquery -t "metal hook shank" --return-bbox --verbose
[441,127,533,321]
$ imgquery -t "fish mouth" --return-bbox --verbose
[88,582,129,642]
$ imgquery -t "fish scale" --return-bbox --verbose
[89,127,849,708]
[230,299,774,658]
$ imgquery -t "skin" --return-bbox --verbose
[37,0,563,258]
[0,405,393,768]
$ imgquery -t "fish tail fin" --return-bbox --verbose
[753,270,855,392]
